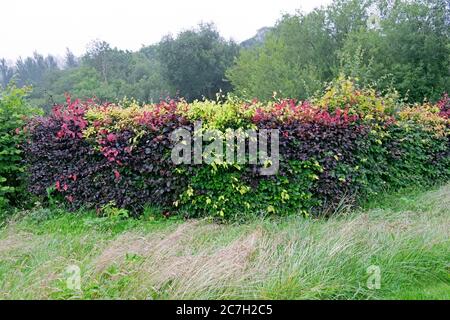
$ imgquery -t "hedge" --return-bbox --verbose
[23,80,450,219]
[0,85,40,209]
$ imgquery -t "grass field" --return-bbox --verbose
[0,184,449,300]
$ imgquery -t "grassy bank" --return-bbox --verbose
[0,184,449,300]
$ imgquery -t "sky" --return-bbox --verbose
[0,0,332,62]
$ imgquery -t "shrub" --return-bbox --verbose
[0,85,41,209]
[179,159,322,219]
[25,97,189,215]
[437,93,450,119]
[23,79,450,219]
[313,76,401,118]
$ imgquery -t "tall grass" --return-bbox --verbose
[0,184,449,299]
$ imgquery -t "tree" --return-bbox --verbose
[15,52,59,87]
[83,40,133,86]
[339,0,450,101]
[158,23,239,101]
[227,0,372,101]
[64,48,78,69]
[0,59,14,88]
[228,0,449,102]
[45,55,58,70]
[124,48,174,102]
[227,11,330,100]
[83,40,112,84]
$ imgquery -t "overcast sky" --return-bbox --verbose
[0,0,332,61]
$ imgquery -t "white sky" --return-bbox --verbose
[0,0,332,61]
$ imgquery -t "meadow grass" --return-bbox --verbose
[0,184,448,300]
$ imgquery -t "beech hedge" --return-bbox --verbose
[22,80,450,219]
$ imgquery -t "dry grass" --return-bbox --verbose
[89,222,263,298]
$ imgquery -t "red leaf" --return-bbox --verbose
[107,133,117,143]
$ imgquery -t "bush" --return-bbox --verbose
[23,79,450,219]
[25,97,189,214]
[0,85,41,209]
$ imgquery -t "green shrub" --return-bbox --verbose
[178,159,322,220]
[0,85,41,209]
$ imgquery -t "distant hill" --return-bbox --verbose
[240,27,272,48]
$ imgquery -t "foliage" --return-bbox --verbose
[24,97,189,215]
[100,201,130,220]
[23,78,450,219]
[185,95,255,130]
[179,159,321,220]
[340,0,450,102]
[158,23,239,101]
[226,0,371,101]
[0,23,238,110]
[0,85,41,209]
[1,1,448,107]
[227,0,450,103]
[313,75,401,117]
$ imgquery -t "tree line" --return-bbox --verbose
[1,0,449,111]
